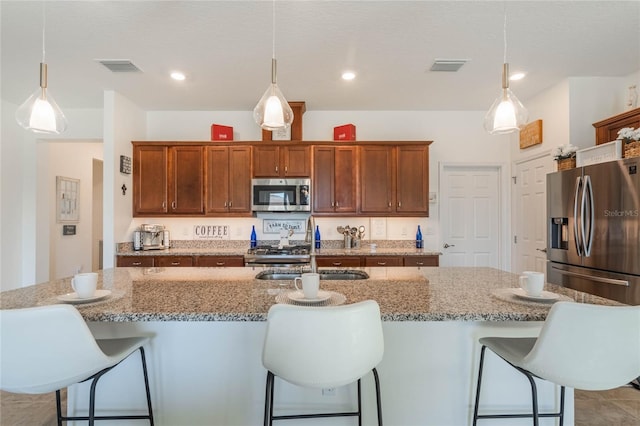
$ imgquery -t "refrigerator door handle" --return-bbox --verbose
[583,175,595,257]
[551,266,630,287]
[573,175,583,256]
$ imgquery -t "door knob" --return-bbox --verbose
[443,243,456,249]
[536,248,548,253]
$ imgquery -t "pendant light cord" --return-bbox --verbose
[272,0,276,60]
[41,1,46,63]
[502,2,507,64]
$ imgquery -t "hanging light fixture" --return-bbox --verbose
[253,0,293,131]
[15,2,67,134]
[483,5,528,135]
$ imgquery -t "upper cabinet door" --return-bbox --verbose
[283,146,311,177]
[227,146,252,213]
[312,146,335,213]
[204,146,230,214]
[333,146,357,213]
[396,145,429,215]
[359,145,394,214]
[169,146,204,214]
[253,145,281,177]
[133,145,169,215]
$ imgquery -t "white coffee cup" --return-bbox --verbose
[519,271,544,297]
[294,272,320,299]
[72,272,98,299]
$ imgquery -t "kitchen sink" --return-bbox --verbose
[255,270,369,280]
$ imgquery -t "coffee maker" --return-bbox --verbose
[134,224,170,250]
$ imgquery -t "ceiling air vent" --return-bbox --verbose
[97,60,142,73]
[430,59,469,72]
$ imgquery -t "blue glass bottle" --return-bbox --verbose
[416,225,423,249]
[314,225,321,249]
[250,225,257,248]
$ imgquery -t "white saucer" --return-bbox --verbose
[57,289,111,304]
[287,290,332,304]
[511,288,559,302]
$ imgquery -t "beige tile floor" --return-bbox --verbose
[1,386,639,425]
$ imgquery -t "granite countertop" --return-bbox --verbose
[0,267,619,322]
[117,246,441,257]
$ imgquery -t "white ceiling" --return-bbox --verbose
[1,1,639,113]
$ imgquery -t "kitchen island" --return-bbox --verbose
[0,267,619,425]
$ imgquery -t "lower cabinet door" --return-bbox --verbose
[364,256,403,267]
[195,256,245,267]
[117,256,154,267]
[155,256,194,267]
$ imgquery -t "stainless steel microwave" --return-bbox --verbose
[251,178,311,212]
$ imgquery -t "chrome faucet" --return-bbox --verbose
[306,215,317,273]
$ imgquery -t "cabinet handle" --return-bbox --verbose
[377,262,387,266]
[331,201,335,207]
[388,202,392,207]
[336,202,339,207]
[172,201,176,210]
[275,166,279,173]
[216,262,225,266]
[162,201,166,209]
[224,201,227,207]
[229,201,232,207]
[171,261,180,266]
[332,262,342,266]
[416,262,424,266]
[285,166,288,173]
[398,201,402,207]
[132,262,142,266]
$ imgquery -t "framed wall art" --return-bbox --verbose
[56,176,80,223]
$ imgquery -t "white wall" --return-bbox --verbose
[144,110,511,252]
[103,91,147,269]
[37,141,103,279]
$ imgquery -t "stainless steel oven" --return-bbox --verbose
[251,178,311,212]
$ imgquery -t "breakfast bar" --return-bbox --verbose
[0,266,619,425]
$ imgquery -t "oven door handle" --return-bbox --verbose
[551,266,629,287]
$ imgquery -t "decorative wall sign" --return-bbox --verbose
[519,119,543,149]
[193,225,230,240]
[56,176,80,223]
[62,225,76,235]
[263,219,306,234]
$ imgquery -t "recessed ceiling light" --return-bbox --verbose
[510,72,526,81]
[171,71,186,81]
[342,71,356,81]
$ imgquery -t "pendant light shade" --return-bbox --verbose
[254,59,294,130]
[15,3,67,135]
[254,0,293,131]
[484,7,528,135]
[16,63,67,134]
[483,63,528,134]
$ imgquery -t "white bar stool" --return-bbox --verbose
[473,301,640,426]
[262,300,384,425]
[0,304,154,425]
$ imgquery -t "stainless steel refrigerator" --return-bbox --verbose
[547,158,640,305]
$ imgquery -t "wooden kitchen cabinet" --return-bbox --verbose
[364,256,403,267]
[593,107,640,145]
[204,146,252,215]
[359,145,394,214]
[312,146,357,214]
[359,143,429,216]
[117,256,154,267]
[315,256,362,267]
[133,143,204,216]
[195,256,245,267]
[404,255,439,267]
[253,145,310,177]
[155,256,194,267]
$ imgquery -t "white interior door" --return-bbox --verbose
[513,154,553,275]
[440,165,502,267]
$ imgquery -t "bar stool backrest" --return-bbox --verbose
[523,301,640,390]
[0,305,112,394]
[262,300,384,389]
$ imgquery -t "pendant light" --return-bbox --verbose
[253,0,293,131]
[15,2,67,134]
[483,5,527,135]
